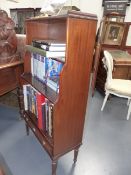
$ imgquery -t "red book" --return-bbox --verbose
[36,92,45,130]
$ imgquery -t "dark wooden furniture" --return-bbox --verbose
[0,57,24,117]
[10,8,41,34]
[20,11,97,175]
[0,57,23,96]
[92,17,131,95]
[95,49,131,93]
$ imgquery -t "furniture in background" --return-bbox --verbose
[95,48,131,94]
[20,11,97,175]
[0,9,26,116]
[0,34,26,115]
[101,50,131,120]
[10,8,41,34]
[91,13,131,95]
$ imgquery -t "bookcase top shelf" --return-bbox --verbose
[27,10,97,22]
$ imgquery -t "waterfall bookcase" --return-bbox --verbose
[19,11,97,175]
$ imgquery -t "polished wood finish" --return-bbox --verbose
[0,59,23,96]
[0,57,24,119]
[20,11,97,175]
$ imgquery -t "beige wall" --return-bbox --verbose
[0,0,131,26]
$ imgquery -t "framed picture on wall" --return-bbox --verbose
[102,21,125,45]
[102,0,131,6]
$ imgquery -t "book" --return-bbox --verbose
[26,45,65,59]
[46,51,65,58]
[36,92,45,130]
[23,84,30,111]
[41,45,66,52]
[41,102,46,132]
[32,40,66,47]
[48,102,53,137]
[45,58,63,91]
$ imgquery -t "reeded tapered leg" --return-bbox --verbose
[52,160,58,175]
[74,146,80,164]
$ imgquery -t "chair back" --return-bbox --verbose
[103,50,114,85]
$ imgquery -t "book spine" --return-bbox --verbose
[23,85,29,111]
[41,45,65,51]
[36,93,45,130]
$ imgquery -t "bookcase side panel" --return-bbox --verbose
[24,51,31,73]
[53,17,97,156]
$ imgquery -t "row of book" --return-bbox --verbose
[32,40,66,58]
[23,84,53,138]
[30,52,64,92]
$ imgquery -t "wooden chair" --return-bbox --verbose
[101,50,131,120]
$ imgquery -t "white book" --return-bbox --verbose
[38,55,46,82]
[33,53,38,77]
[31,53,34,75]
[46,51,65,58]
[23,84,30,111]
[41,45,66,51]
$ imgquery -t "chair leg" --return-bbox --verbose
[127,101,131,120]
[101,92,109,111]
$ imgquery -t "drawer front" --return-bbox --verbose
[113,66,129,79]
[128,68,131,80]
[24,114,53,157]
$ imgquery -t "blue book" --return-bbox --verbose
[45,58,63,91]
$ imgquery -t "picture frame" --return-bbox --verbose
[102,0,131,6]
[102,21,125,45]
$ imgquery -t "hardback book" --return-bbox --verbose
[41,45,66,52]
[23,84,30,111]
[41,102,46,132]
[45,58,64,92]
[26,45,65,59]
[31,53,46,83]
[32,40,66,47]
[36,92,46,130]
[32,52,39,77]
[46,51,65,58]
[37,54,46,82]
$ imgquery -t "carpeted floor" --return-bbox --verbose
[0,91,18,108]
[0,153,13,175]
[1,91,131,175]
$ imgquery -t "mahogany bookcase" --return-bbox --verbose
[19,11,97,175]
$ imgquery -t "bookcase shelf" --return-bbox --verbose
[21,73,58,103]
[24,111,53,156]
[20,11,97,175]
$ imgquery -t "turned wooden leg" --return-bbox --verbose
[74,146,80,164]
[52,160,58,175]
[25,123,30,135]
[17,87,24,119]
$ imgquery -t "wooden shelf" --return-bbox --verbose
[21,73,58,104]
[24,111,53,157]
